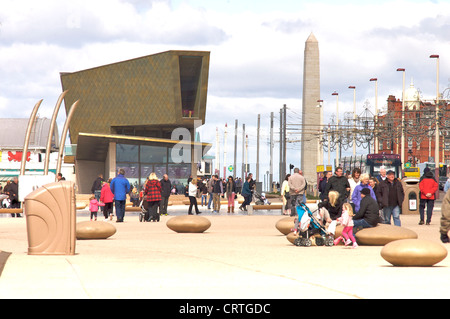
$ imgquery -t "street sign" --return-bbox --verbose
[228,165,233,172]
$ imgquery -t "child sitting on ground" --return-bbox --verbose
[89,195,105,221]
[334,203,358,248]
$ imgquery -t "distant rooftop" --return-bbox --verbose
[0,118,59,150]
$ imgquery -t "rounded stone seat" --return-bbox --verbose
[166,215,211,233]
[76,202,87,210]
[275,217,296,235]
[286,231,299,244]
[381,239,448,267]
[355,224,418,246]
[76,221,117,240]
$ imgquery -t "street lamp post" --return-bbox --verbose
[397,68,406,176]
[317,99,324,166]
[370,78,378,154]
[349,86,356,157]
[332,92,339,168]
[430,54,440,197]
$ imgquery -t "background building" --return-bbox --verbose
[60,50,211,193]
[0,118,72,183]
[377,80,450,165]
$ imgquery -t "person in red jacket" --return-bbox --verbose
[419,170,439,225]
[144,172,162,222]
[100,179,115,221]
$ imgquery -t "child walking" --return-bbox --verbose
[89,195,105,221]
[334,203,358,248]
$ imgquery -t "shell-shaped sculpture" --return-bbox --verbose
[24,181,76,255]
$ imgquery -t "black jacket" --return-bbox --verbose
[324,175,350,201]
[91,176,104,193]
[160,178,172,197]
[354,195,380,227]
[376,178,404,209]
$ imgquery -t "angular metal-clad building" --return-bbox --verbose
[60,50,211,193]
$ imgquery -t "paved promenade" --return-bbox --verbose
[0,200,449,300]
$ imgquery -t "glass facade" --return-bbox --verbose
[116,143,191,190]
[179,55,203,118]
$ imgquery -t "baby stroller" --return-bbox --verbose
[253,190,271,205]
[293,202,334,247]
[0,194,10,208]
[138,198,151,222]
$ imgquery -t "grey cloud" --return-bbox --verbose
[368,15,450,41]
[262,18,310,34]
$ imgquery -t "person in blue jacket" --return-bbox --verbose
[239,176,253,212]
[352,173,376,213]
[110,168,130,222]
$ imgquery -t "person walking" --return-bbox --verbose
[188,178,200,215]
[144,172,162,222]
[89,195,105,221]
[160,174,172,216]
[281,174,291,215]
[240,176,253,212]
[225,176,236,213]
[376,170,404,226]
[7,177,20,217]
[207,177,214,210]
[418,170,438,225]
[288,168,306,217]
[334,203,358,248]
[200,180,208,206]
[91,174,104,201]
[100,178,114,221]
[324,167,351,203]
[110,169,131,223]
[212,175,223,213]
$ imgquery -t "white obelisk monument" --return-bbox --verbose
[300,33,321,187]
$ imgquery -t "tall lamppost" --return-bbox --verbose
[430,54,440,193]
[348,86,356,157]
[332,91,339,168]
[317,99,324,165]
[397,68,406,174]
[370,78,378,154]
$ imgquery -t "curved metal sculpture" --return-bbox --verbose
[20,99,43,175]
[55,100,79,181]
[44,90,68,175]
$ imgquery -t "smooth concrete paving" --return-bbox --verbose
[0,202,449,299]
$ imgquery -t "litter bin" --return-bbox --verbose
[24,181,76,255]
[401,178,420,215]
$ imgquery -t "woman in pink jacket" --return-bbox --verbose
[100,179,115,221]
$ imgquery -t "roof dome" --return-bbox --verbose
[405,78,420,110]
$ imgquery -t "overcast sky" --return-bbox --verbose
[1,0,449,184]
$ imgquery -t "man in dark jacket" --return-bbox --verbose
[91,174,104,200]
[324,167,350,202]
[159,174,172,216]
[376,170,404,226]
[353,187,380,233]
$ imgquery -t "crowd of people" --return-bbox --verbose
[87,170,258,223]
[282,165,446,247]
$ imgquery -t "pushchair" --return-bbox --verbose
[293,202,334,247]
[139,198,147,222]
[0,194,10,208]
[139,197,159,222]
[253,190,271,205]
